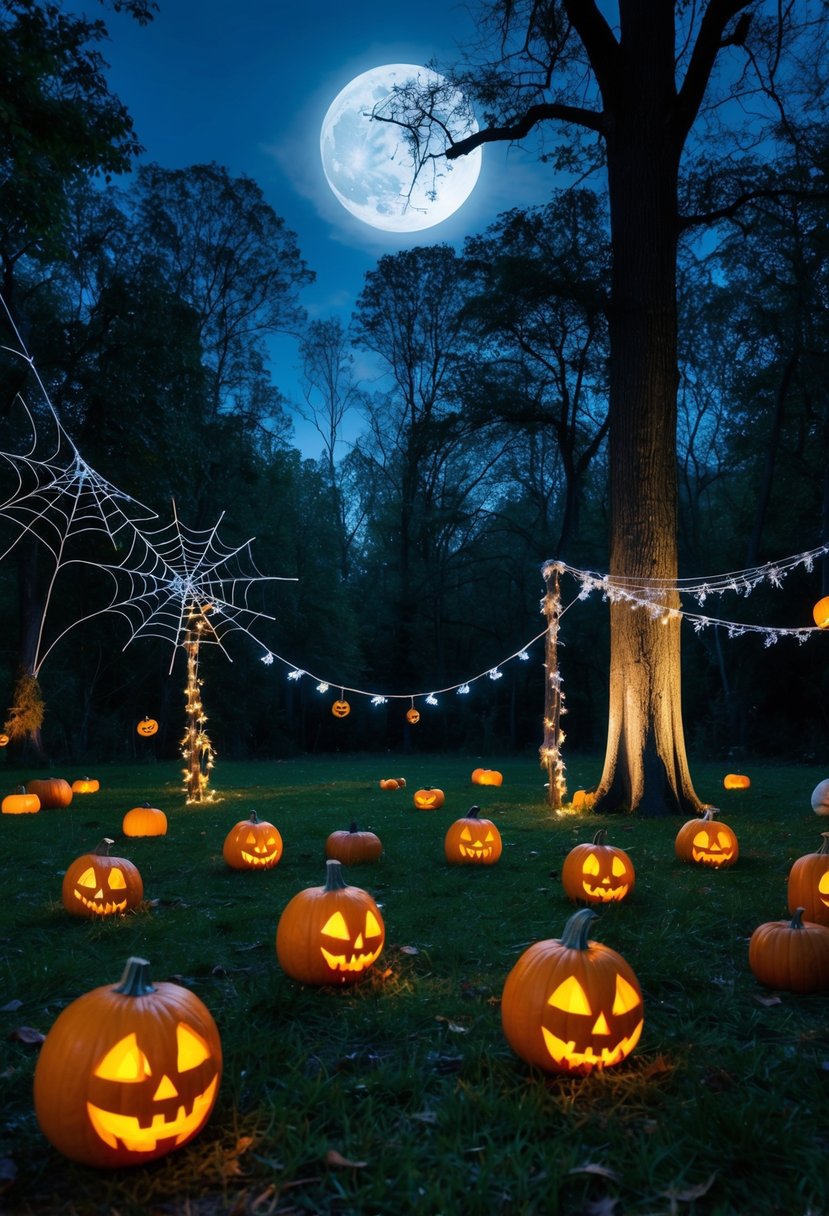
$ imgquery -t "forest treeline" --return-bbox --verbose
[0,0,827,767]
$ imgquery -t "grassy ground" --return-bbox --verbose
[0,751,827,1216]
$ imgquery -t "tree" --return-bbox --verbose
[378,0,825,814]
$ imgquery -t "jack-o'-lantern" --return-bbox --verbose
[1,785,40,814]
[787,833,829,926]
[674,808,738,868]
[26,776,72,809]
[561,830,635,904]
[33,955,222,1167]
[62,839,143,918]
[136,717,159,737]
[406,707,420,724]
[501,907,643,1074]
[812,596,829,628]
[123,803,168,838]
[723,773,750,790]
[471,767,503,787]
[331,699,351,718]
[276,859,385,985]
[325,822,383,865]
[748,906,829,993]
[444,806,502,865]
[413,787,445,810]
[223,811,283,870]
[810,779,829,817]
[71,776,100,795]
[0,733,9,747]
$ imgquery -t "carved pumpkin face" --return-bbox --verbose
[276,860,385,985]
[444,807,502,865]
[787,834,829,926]
[406,707,420,724]
[561,830,635,904]
[501,908,643,1075]
[33,957,222,1168]
[136,717,159,737]
[675,809,738,869]
[413,787,444,810]
[223,812,283,870]
[0,733,9,747]
[331,699,351,718]
[62,840,143,917]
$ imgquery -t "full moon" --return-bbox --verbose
[320,64,482,233]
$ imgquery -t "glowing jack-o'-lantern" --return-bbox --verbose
[0,733,8,747]
[471,767,503,787]
[748,906,829,993]
[444,806,502,865]
[2,785,40,814]
[33,956,222,1167]
[136,717,159,737]
[813,596,829,628]
[787,833,829,926]
[276,859,385,985]
[331,699,351,718]
[674,808,738,869]
[810,779,829,817]
[62,838,144,918]
[406,707,420,724]
[71,776,100,795]
[123,803,168,837]
[26,776,72,808]
[223,811,283,870]
[325,822,383,865]
[723,773,750,790]
[561,829,635,905]
[413,787,445,810]
[501,907,643,1075]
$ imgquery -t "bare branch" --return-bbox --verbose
[445,100,605,160]
[676,0,754,140]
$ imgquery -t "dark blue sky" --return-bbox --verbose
[98,0,554,453]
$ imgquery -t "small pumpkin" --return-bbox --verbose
[223,811,283,870]
[136,717,159,737]
[723,773,750,790]
[413,787,445,810]
[33,955,222,1168]
[71,776,100,795]
[123,803,168,838]
[26,776,72,809]
[379,778,401,791]
[1,785,40,815]
[325,822,383,865]
[812,596,829,628]
[0,733,9,746]
[787,833,829,926]
[501,907,644,1075]
[570,789,597,811]
[674,807,738,868]
[748,906,829,993]
[276,859,385,985]
[62,839,143,918]
[406,707,420,724]
[810,779,829,817]
[471,767,503,787]
[444,806,502,865]
[561,829,635,905]
[331,699,351,718]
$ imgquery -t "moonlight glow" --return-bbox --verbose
[320,64,481,232]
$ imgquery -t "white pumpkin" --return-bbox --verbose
[811,779,829,817]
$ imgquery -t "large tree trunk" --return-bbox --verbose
[593,4,703,816]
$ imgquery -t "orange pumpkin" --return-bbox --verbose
[276,860,385,985]
[26,776,72,809]
[471,767,503,786]
[444,806,502,865]
[674,808,738,868]
[406,707,420,724]
[379,778,401,791]
[1,785,40,815]
[749,907,829,993]
[561,829,635,904]
[33,956,222,1167]
[62,839,143,918]
[331,699,351,718]
[71,777,100,795]
[123,803,168,838]
[325,822,383,865]
[222,811,283,870]
[413,787,445,810]
[723,773,750,790]
[136,717,159,737]
[501,907,644,1074]
[787,833,829,926]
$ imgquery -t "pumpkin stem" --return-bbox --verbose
[94,837,115,856]
[789,907,806,930]
[818,833,829,855]
[559,907,598,951]
[248,810,259,823]
[324,858,349,891]
[113,957,156,997]
[700,808,718,821]
[592,828,607,846]
[468,806,481,819]
[349,821,359,833]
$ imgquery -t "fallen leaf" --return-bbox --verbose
[324,1149,367,1169]
[755,993,782,1006]
[661,1173,717,1203]
[436,1015,470,1033]
[582,1198,620,1216]
[411,1111,438,1124]
[8,1026,44,1046]
[398,945,420,955]
[567,1163,620,1182]
[0,1000,22,1013]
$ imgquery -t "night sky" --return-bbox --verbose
[97,0,555,453]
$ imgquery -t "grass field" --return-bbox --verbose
[0,752,827,1215]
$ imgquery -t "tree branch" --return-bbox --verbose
[446,101,605,160]
[679,185,829,232]
[676,0,753,140]
[562,0,620,103]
